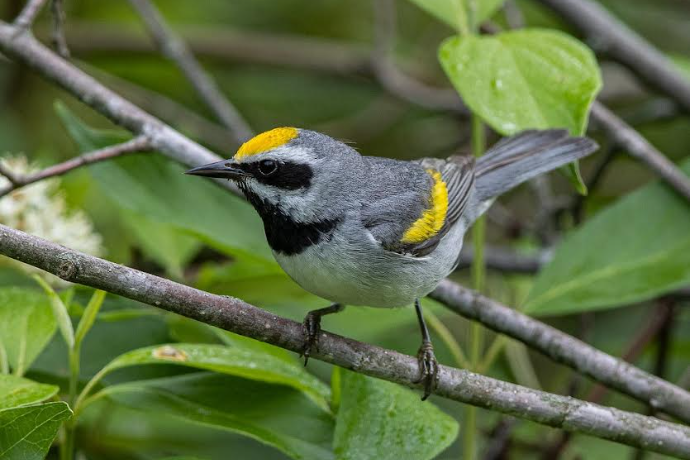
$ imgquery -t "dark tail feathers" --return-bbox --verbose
[473,129,598,203]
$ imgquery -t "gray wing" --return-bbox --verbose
[361,155,475,257]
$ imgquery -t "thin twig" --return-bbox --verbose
[49,0,68,57]
[0,21,236,194]
[0,224,689,458]
[591,102,690,202]
[13,0,49,30]
[0,136,151,198]
[127,0,253,142]
[456,246,545,274]
[430,279,690,423]
[536,0,690,114]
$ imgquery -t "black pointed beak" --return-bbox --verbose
[185,159,248,180]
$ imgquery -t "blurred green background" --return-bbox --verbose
[0,0,689,459]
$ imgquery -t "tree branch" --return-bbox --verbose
[0,224,689,458]
[591,102,690,202]
[371,0,467,114]
[14,0,49,30]
[0,20,237,195]
[536,0,690,114]
[456,246,545,274]
[0,135,151,197]
[430,280,690,423]
[126,0,253,142]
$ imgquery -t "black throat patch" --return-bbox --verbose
[240,188,339,256]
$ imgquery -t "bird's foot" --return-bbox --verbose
[300,311,321,366]
[413,340,439,400]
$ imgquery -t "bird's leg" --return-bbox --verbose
[413,298,439,400]
[301,303,344,365]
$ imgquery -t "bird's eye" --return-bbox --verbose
[258,159,278,176]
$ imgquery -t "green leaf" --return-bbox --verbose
[32,275,75,350]
[102,373,334,460]
[0,402,72,460]
[563,162,588,195]
[0,287,56,375]
[524,159,690,315]
[121,211,201,278]
[55,102,272,262]
[98,344,331,411]
[0,375,58,410]
[439,29,601,136]
[407,0,505,32]
[333,371,458,460]
[74,289,106,348]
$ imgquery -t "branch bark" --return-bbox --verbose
[0,135,151,197]
[590,102,690,201]
[126,0,253,142]
[0,21,229,187]
[430,280,690,423]
[0,224,689,458]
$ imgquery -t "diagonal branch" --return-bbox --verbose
[431,280,690,423]
[536,0,690,114]
[0,223,689,458]
[126,0,253,142]
[591,101,690,201]
[1,18,689,424]
[14,0,49,30]
[0,20,238,196]
[0,135,152,198]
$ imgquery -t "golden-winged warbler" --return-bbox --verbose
[186,127,597,399]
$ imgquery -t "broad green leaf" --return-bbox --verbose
[333,371,458,460]
[74,289,106,348]
[32,275,74,349]
[0,402,72,460]
[102,373,334,460]
[439,29,601,136]
[98,344,330,411]
[524,159,690,315]
[407,0,505,32]
[55,102,272,262]
[0,287,56,375]
[0,375,58,410]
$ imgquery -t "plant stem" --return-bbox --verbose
[60,345,80,460]
[463,112,486,460]
[424,309,471,369]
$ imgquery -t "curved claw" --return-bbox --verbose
[300,312,320,366]
[413,341,439,400]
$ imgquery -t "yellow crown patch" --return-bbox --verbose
[234,127,299,160]
[401,169,448,244]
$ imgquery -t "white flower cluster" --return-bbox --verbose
[0,155,103,283]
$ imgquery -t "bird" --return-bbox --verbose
[186,126,598,399]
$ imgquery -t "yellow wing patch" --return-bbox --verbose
[401,169,448,244]
[234,127,298,160]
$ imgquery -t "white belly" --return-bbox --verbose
[273,217,466,308]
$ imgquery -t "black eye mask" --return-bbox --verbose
[238,161,313,190]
